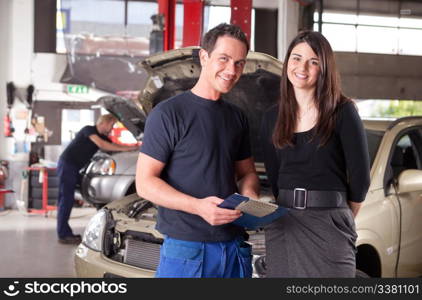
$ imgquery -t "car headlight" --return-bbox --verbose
[88,157,116,175]
[82,209,107,251]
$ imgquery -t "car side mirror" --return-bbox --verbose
[397,169,422,194]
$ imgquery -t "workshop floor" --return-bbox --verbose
[0,207,96,278]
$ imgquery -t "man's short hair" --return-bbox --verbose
[201,23,249,54]
[96,114,117,125]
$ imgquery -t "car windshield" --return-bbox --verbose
[366,129,384,167]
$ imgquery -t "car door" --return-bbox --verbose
[386,128,422,277]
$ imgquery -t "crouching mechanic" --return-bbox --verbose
[136,23,260,278]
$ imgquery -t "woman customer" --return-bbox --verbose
[260,30,370,277]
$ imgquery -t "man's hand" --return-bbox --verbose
[194,196,242,226]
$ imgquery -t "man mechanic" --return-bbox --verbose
[136,23,259,277]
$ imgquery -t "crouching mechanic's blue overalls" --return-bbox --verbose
[56,125,110,239]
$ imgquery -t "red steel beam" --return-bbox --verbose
[158,0,176,50]
[230,0,252,42]
[182,0,204,47]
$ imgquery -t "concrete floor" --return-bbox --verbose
[0,207,96,278]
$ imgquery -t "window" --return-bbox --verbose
[390,131,421,180]
[204,5,255,51]
[57,0,127,54]
[314,11,422,56]
[56,1,254,55]
[356,100,422,119]
[61,109,94,146]
[56,0,183,55]
[321,23,356,52]
[356,26,398,54]
[366,129,384,167]
[398,28,422,55]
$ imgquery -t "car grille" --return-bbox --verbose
[123,238,161,270]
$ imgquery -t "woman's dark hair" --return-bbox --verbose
[272,30,350,148]
[201,23,249,54]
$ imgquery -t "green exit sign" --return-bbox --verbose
[66,85,89,94]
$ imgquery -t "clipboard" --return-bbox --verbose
[218,193,287,229]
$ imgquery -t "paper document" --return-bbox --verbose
[218,193,287,229]
[219,193,277,217]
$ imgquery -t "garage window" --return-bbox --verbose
[314,11,422,56]
[56,0,165,55]
[356,100,422,119]
[56,0,242,55]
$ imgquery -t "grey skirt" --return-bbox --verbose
[264,208,357,278]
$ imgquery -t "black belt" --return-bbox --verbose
[277,189,348,209]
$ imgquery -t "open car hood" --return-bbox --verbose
[97,95,146,140]
[99,47,282,160]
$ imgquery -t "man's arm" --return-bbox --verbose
[235,157,260,200]
[136,153,241,226]
[89,134,138,152]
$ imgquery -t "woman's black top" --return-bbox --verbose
[260,101,370,203]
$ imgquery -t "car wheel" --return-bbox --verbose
[355,269,370,278]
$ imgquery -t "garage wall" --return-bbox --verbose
[337,52,422,100]
[9,0,33,87]
[0,0,12,159]
[0,0,33,161]
[31,101,101,146]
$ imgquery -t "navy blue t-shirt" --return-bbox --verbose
[60,125,110,169]
[140,91,252,242]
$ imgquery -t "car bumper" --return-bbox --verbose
[74,243,155,278]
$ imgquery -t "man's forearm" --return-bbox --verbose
[137,174,243,226]
[137,175,198,214]
[136,153,244,225]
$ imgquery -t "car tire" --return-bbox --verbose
[355,269,370,278]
